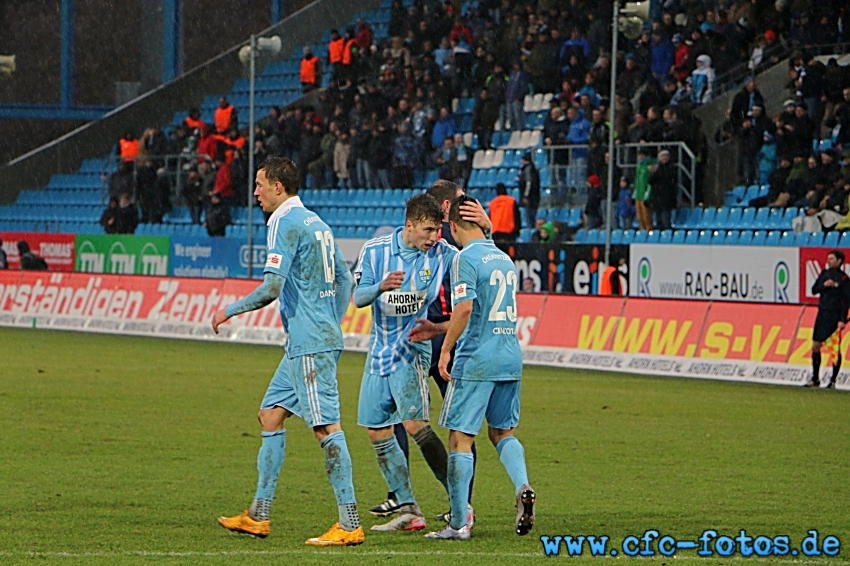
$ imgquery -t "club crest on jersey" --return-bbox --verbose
[266,253,282,268]
[418,268,432,283]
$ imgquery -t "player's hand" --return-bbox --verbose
[460,199,492,232]
[212,308,229,334]
[824,279,835,288]
[379,271,405,292]
[438,350,452,381]
[409,318,440,342]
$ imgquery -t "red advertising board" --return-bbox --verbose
[0,232,76,271]
[798,247,850,305]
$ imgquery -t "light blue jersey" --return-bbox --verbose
[450,239,523,381]
[265,197,348,358]
[354,227,457,377]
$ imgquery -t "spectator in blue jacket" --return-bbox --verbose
[566,106,590,189]
[650,31,674,82]
[431,106,457,150]
[505,60,530,132]
[560,28,592,70]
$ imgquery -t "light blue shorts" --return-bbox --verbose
[357,354,431,428]
[438,379,521,436]
[261,350,341,428]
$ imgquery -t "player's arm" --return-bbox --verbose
[439,300,472,380]
[333,243,354,322]
[812,271,829,294]
[460,199,492,235]
[352,245,404,307]
[212,272,284,333]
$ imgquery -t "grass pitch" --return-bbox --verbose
[0,327,848,565]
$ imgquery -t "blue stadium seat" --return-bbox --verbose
[780,231,797,246]
[824,231,840,247]
[724,230,740,245]
[739,207,756,229]
[726,207,743,229]
[586,228,601,243]
[808,231,824,247]
[753,207,769,228]
[671,230,685,244]
[697,230,712,245]
[574,228,588,243]
[621,230,635,245]
[767,208,785,229]
[647,230,661,243]
[738,230,753,245]
[684,230,699,244]
[533,148,548,168]
[711,230,726,245]
[610,229,623,244]
[699,208,716,228]
[633,229,648,243]
[744,185,761,202]
[714,207,730,227]
[684,207,702,229]
[764,230,780,246]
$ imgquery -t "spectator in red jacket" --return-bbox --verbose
[449,18,473,46]
[355,18,373,51]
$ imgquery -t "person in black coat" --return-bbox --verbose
[204,192,231,237]
[649,150,678,230]
[807,249,850,388]
[17,241,48,270]
[472,89,501,150]
[730,79,765,133]
[518,152,540,229]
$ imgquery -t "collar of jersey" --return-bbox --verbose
[266,195,304,226]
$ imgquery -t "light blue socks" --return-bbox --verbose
[496,436,529,495]
[448,451,474,529]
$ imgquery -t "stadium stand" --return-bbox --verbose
[1,0,849,246]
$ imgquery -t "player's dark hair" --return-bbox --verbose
[426,179,461,206]
[405,193,443,225]
[829,249,845,264]
[449,195,478,231]
[258,156,299,195]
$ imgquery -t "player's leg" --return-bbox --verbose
[367,423,409,518]
[395,356,449,493]
[295,352,363,546]
[425,378,488,540]
[830,352,841,388]
[810,339,823,387]
[486,380,535,536]
[358,370,423,531]
[217,358,299,537]
[431,364,477,522]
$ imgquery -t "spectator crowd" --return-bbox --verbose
[106,0,850,239]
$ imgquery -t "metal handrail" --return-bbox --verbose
[100,152,214,206]
[528,141,696,207]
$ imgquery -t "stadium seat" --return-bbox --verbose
[610,229,623,244]
[711,230,726,245]
[838,232,850,248]
[765,230,781,246]
[574,228,588,243]
[726,207,743,229]
[724,230,739,245]
[738,230,753,245]
[671,230,685,244]
[808,231,824,247]
[646,230,661,243]
[586,228,601,243]
[767,208,785,229]
[753,207,769,229]
[633,229,648,243]
[697,230,712,245]
[699,208,716,229]
[739,207,756,229]
[824,231,840,247]
[780,231,797,246]
[684,230,699,244]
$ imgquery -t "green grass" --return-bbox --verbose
[0,327,848,565]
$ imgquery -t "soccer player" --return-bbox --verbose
[212,157,364,546]
[425,195,535,540]
[372,180,491,528]
[354,194,456,531]
[806,249,850,388]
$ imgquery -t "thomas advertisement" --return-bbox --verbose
[629,244,799,303]
[0,232,76,271]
